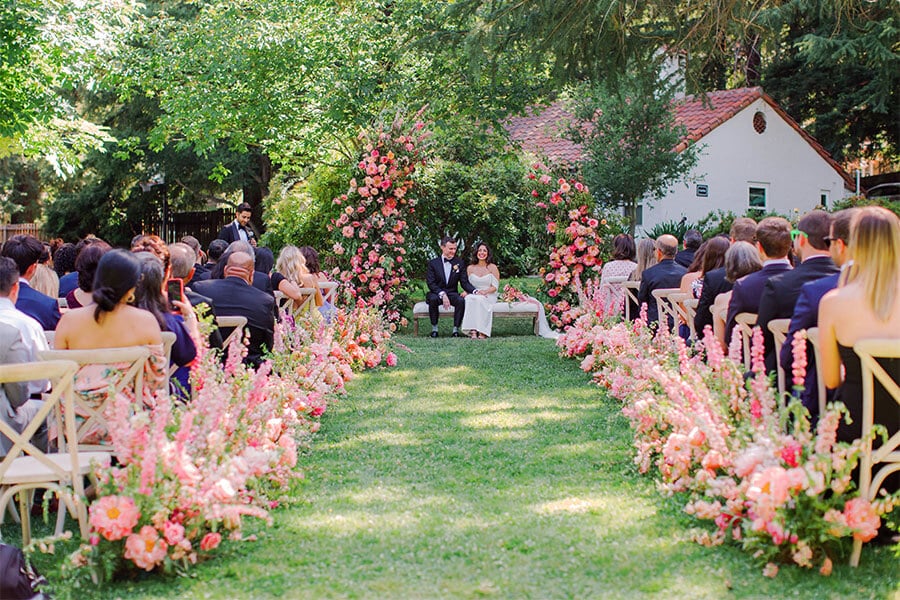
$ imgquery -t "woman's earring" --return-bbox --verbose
[127,292,136,304]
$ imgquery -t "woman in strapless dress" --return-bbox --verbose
[461,242,500,339]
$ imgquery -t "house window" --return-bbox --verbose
[635,202,643,226]
[748,186,767,213]
[819,191,829,208]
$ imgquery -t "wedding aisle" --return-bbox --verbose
[108,332,897,599]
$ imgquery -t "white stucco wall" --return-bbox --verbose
[639,97,851,233]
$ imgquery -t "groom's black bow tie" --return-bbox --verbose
[443,258,452,263]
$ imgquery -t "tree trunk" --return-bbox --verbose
[242,150,272,234]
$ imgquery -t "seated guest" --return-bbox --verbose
[680,237,729,299]
[192,251,275,368]
[300,246,336,319]
[0,257,49,394]
[694,219,757,336]
[199,239,229,279]
[626,238,657,319]
[168,242,222,350]
[712,242,762,349]
[637,234,687,327]
[180,235,208,283]
[819,206,900,498]
[208,241,274,296]
[779,208,857,419]
[1,234,61,330]
[724,217,792,344]
[675,229,703,268]
[65,242,111,309]
[273,245,324,312]
[757,210,839,373]
[131,234,170,274]
[54,242,79,297]
[31,244,60,298]
[600,234,637,314]
[0,323,47,456]
[132,252,199,398]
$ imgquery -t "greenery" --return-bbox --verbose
[640,219,704,242]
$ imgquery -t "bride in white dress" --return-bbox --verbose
[462,243,500,339]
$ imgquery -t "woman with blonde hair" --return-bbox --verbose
[819,207,900,454]
[273,245,323,313]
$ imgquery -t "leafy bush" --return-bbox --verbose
[640,218,704,242]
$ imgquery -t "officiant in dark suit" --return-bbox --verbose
[425,237,475,337]
[217,203,257,247]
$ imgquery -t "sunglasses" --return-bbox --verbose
[790,229,808,241]
[822,236,842,248]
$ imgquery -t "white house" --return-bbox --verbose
[506,87,855,231]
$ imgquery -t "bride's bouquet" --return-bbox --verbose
[500,284,528,303]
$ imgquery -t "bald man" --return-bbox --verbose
[192,251,275,368]
[637,234,687,326]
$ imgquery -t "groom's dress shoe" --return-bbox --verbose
[429,331,439,338]
[451,331,461,337]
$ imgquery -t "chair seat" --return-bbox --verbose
[412,301,538,315]
[1,452,110,485]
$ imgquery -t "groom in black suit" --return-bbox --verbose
[425,237,475,337]
[217,203,257,246]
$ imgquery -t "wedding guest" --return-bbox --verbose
[30,262,59,299]
[0,323,47,457]
[53,242,78,297]
[65,242,111,309]
[300,246,336,318]
[217,203,257,246]
[712,241,762,349]
[600,234,637,315]
[0,257,49,394]
[208,241,273,296]
[425,236,475,338]
[724,217,792,344]
[818,206,900,496]
[273,245,323,312]
[254,246,275,290]
[628,239,657,282]
[180,235,208,284]
[680,237,729,299]
[131,234,170,274]
[168,243,222,350]
[461,242,500,339]
[196,239,229,280]
[1,234,61,330]
[638,234,687,327]
[675,229,703,268]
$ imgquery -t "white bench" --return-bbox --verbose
[412,301,540,335]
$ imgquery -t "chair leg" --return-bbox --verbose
[5,496,20,524]
[17,490,32,547]
[850,538,863,567]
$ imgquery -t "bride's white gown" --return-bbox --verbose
[462,273,559,339]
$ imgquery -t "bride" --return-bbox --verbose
[462,242,500,339]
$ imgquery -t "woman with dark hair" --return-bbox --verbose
[65,242,111,309]
[680,237,729,299]
[600,234,638,313]
[712,241,762,349]
[254,246,275,276]
[461,242,500,339]
[133,252,199,396]
[299,246,336,319]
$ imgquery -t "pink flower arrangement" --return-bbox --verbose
[88,495,140,541]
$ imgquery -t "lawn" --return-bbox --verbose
[9,324,899,598]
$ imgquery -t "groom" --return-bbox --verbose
[425,236,475,338]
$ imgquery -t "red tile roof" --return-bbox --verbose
[505,87,853,189]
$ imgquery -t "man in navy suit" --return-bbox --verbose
[694,218,757,337]
[637,234,687,327]
[425,237,475,337]
[0,235,60,330]
[724,217,793,345]
[217,203,257,247]
[779,208,857,417]
[758,210,839,373]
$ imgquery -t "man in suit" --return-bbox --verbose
[168,243,223,350]
[0,235,60,330]
[180,235,209,282]
[425,237,475,337]
[675,229,703,268]
[779,208,857,418]
[217,203,257,247]
[637,234,687,327]
[725,217,793,345]
[0,323,48,457]
[192,251,275,367]
[694,218,757,337]
[758,210,839,373]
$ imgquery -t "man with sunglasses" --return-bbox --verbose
[778,208,858,419]
[757,210,839,373]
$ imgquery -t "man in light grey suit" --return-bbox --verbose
[0,323,46,456]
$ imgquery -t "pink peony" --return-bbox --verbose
[89,495,140,541]
[200,532,222,552]
[124,526,168,571]
[162,520,185,545]
[386,352,397,367]
[843,498,880,542]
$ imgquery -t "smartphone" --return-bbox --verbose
[166,278,184,312]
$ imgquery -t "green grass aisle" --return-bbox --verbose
[108,331,897,599]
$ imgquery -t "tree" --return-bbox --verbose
[570,70,701,236]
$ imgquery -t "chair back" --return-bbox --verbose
[275,288,317,319]
[0,360,90,544]
[767,318,791,395]
[44,330,55,348]
[668,292,694,340]
[216,315,248,349]
[651,288,681,334]
[161,331,177,367]
[683,298,699,337]
[805,327,827,417]
[319,281,339,305]
[734,312,758,370]
[621,280,640,321]
[38,346,151,451]
[849,338,900,567]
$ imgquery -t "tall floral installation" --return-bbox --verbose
[527,164,607,331]
[557,285,898,576]
[35,306,397,596]
[328,113,430,326]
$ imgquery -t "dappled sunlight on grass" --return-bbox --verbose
[460,408,580,430]
[470,428,533,441]
[541,441,605,458]
[327,429,424,449]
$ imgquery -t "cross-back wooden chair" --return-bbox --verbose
[651,288,682,334]
[318,281,339,305]
[598,276,627,316]
[805,327,827,417]
[161,331,177,377]
[683,298,699,339]
[0,360,101,545]
[215,315,248,350]
[275,288,317,319]
[734,312,758,370]
[668,292,695,341]
[767,318,791,396]
[38,346,150,452]
[621,281,640,321]
[849,338,900,566]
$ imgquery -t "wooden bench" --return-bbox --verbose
[412,301,540,336]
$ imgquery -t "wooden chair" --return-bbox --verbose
[621,280,640,321]
[215,315,248,350]
[318,281,339,305]
[668,292,695,340]
[806,327,827,417]
[767,318,791,395]
[43,330,55,348]
[734,312,758,370]
[161,331,177,374]
[38,346,151,452]
[651,288,682,334]
[683,298,699,339]
[0,360,103,545]
[598,276,627,316]
[275,288,317,319]
[850,338,900,567]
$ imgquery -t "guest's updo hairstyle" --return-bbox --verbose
[91,249,141,322]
